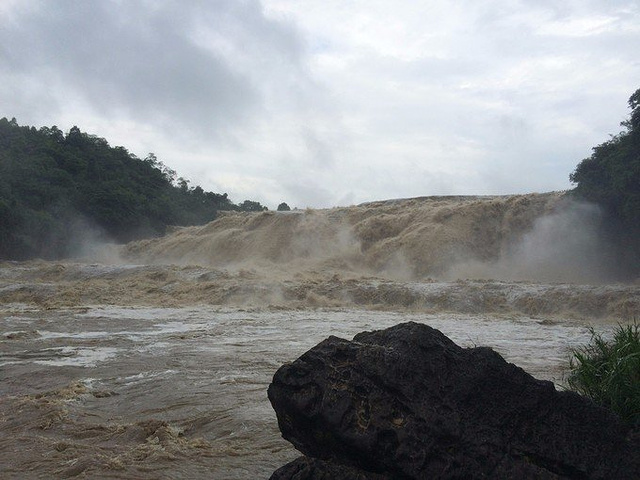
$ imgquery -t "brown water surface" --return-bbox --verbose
[2,194,638,478]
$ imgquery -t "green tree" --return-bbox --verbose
[570,88,640,275]
[277,202,291,211]
[0,118,266,259]
[238,200,268,212]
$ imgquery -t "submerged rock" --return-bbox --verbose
[268,322,639,479]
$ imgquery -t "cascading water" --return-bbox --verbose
[1,193,637,478]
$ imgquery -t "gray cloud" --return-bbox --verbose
[1,0,639,208]
[0,0,306,138]
[282,179,334,209]
[302,127,335,168]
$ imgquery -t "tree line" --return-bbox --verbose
[570,87,640,277]
[0,118,267,260]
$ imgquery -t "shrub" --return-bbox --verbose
[567,321,640,426]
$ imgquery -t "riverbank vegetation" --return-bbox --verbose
[570,88,640,276]
[567,322,640,427]
[0,118,267,260]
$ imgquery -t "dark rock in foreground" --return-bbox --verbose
[270,456,391,480]
[268,322,639,479]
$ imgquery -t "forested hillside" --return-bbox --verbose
[0,118,266,260]
[570,88,640,276]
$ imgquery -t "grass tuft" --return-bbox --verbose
[567,321,640,427]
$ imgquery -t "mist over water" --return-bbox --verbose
[1,193,638,478]
[67,216,119,262]
[123,192,621,284]
[446,200,614,283]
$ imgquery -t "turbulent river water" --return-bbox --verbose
[1,194,639,479]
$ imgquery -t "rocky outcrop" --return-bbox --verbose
[268,322,639,479]
[270,456,390,480]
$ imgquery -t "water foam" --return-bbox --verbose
[124,192,601,282]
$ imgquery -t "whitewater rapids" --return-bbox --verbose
[1,193,638,478]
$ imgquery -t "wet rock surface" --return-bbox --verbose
[268,322,639,479]
[270,456,391,480]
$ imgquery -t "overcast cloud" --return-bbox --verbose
[1,0,638,208]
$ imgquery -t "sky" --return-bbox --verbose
[1,0,639,209]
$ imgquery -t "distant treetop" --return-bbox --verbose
[0,118,267,260]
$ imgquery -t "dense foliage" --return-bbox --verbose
[0,118,267,259]
[567,322,640,427]
[570,88,640,274]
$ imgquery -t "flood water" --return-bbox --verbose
[1,296,618,479]
[2,195,639,478]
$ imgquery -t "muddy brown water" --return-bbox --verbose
[1,268,633,478]
[2,194,639,478]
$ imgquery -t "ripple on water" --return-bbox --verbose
[0,304,619,479]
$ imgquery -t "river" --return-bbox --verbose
[1,194,638,478]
